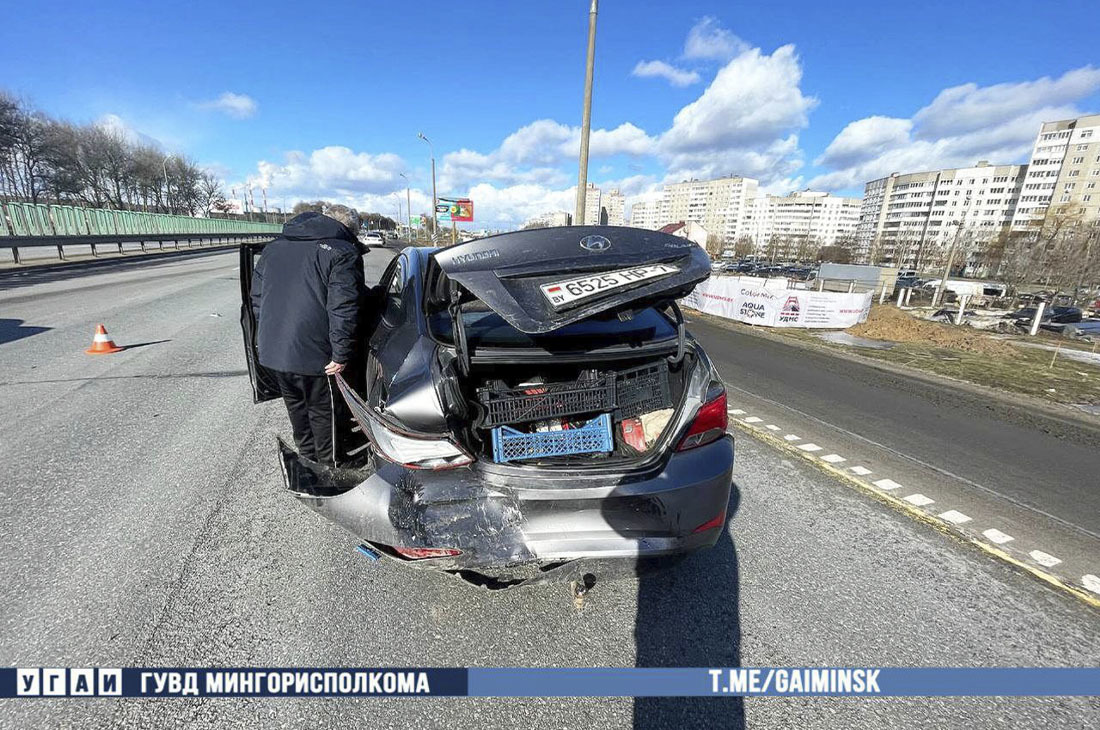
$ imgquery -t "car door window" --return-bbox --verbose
[381,256,407,327]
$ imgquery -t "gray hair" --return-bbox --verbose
[323,204,361,235]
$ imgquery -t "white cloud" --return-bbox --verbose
[199,92,258,119]
[632,60,701,87]
[815,116,913,169]
[249,146,405,199]
[440,119,656,191]
[658,45,815,182]
[912,66,1100,139]
[810,65,1100,191]
[95,113,164,148]
[683,17,749,62]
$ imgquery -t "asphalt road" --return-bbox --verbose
[1,249,1098,729]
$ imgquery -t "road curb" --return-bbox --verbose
[728,416,1100,611]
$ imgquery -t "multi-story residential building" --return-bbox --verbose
[1012,114,1100,232]
[628,199,661,230]
[581,182,603,225]
[661,175,758,242]
[602,189,625,226]
[752,191,861,253]
[855,161,1027,267]
[523,210,572,228]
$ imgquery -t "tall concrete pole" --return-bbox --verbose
[400,172,412,240]
[418,132,438,238]
[574,0,598,225]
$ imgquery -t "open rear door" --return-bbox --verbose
[239,243,281,403]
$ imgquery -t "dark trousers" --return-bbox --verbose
[274,370,339,466]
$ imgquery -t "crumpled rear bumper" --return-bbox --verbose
[279,434,734,585]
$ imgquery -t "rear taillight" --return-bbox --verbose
[692,509,727,533]
[392,546,463,560]
[677,390,728,451]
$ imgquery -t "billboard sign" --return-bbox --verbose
[436,197,473,223]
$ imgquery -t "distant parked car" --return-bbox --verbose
[362,231,386,247]
[1006,306,1083,327]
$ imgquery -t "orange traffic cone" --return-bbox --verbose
[85,324,124,355]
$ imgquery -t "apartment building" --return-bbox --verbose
[580,182,603,225]
[855,161,1027,267]
[660,175,758,242]
[628,199,661,230]
[603,189,625,226]
[752,191,861,252]
[523,210,572,228]
[1012,114,1100,231]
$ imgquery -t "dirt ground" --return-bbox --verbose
[847,305,1014,356]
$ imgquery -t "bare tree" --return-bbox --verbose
[704,233,724,258]
[733,236,754,258]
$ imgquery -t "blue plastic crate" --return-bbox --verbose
[491,414,613,463]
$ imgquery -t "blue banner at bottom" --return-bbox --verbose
[3,667,1098,698]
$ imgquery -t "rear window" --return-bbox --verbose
[429,305,676,349]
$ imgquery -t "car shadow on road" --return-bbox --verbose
[618,480,744,729]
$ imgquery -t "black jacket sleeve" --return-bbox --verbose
[326,249,364,364]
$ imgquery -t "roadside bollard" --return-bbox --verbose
[955,294,970,325]
[1029,302,1046,336]
[879,285,888,304]
[905,287,914,307]
[896,287,905,307]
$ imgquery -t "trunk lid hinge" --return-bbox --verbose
[449,284,471,376]
[668,300,686,366]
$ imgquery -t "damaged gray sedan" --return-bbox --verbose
[240,226,733,588]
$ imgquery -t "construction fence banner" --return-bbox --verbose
[682,276,873,329]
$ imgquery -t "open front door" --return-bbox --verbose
[239,243,281,403]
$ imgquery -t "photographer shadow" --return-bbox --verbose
[613,480,744,729]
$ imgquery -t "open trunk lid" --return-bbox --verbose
[430,225,710,334]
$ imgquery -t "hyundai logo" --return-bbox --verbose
[579,234,612,252]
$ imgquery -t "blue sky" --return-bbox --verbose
[3,0,1099,227]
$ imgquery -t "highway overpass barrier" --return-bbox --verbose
[0,201,280,264]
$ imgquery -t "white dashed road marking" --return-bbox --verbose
[727,399,1097,608]
[938,510,972,525]
[982,528,1015,544]
[1083,575,1100,595]
[1029,550,1062,568]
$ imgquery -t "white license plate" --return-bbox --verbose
[540,263,679,308]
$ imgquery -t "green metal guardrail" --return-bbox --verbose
[0,202,281,238]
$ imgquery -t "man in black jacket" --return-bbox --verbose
[250,207,365,466]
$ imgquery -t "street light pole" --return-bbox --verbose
[418,132,437,238]
[574,0,598,225]
[400,172,412,241]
